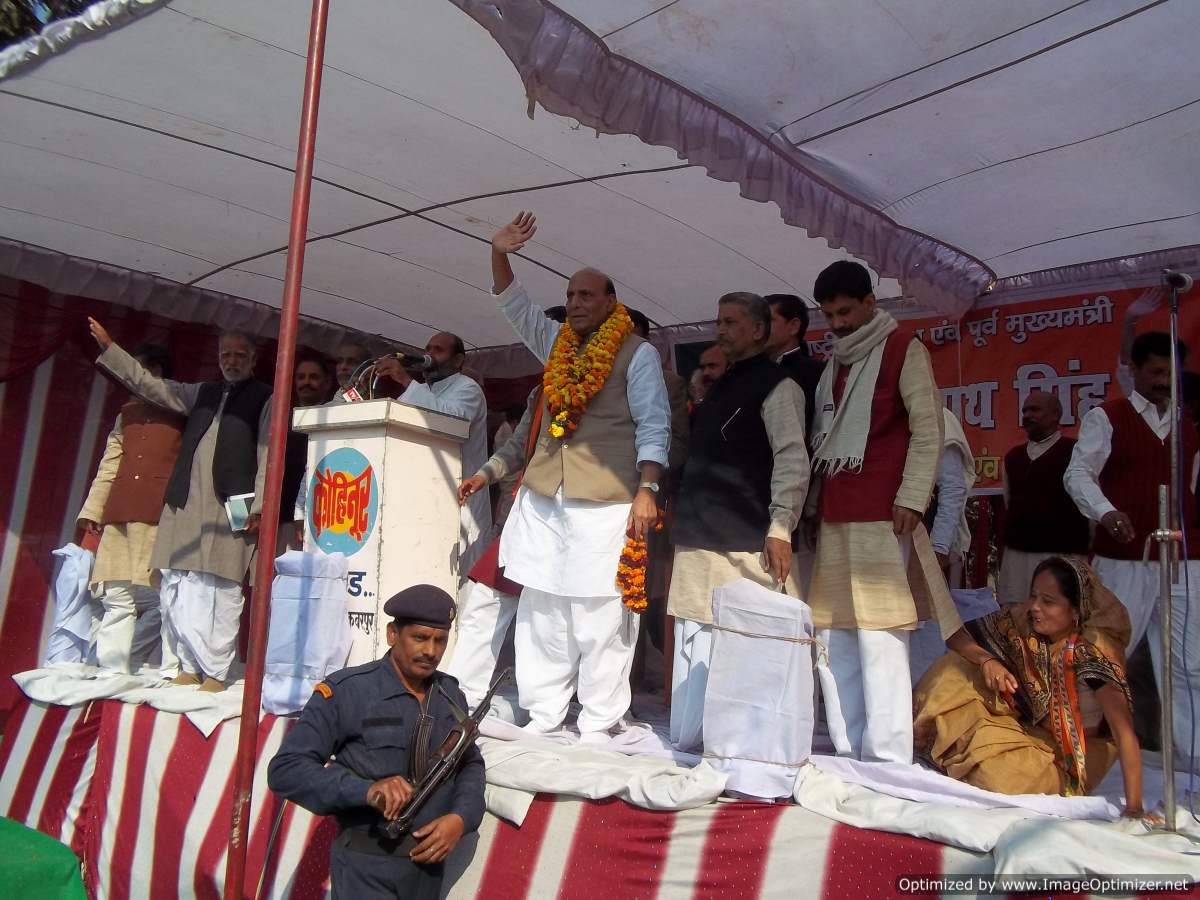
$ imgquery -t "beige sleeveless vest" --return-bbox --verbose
[522,333,644,503]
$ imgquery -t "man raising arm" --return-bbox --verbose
[487,211,671,743]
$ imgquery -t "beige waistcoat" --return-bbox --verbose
[522,333,644,503]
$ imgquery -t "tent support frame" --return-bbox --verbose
[222,1,331,896]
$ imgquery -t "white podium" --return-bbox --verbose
[292,399,468,665]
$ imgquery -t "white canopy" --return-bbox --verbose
[0,0,899,351]
[2,0,1196,350]
[453,0,1200,313]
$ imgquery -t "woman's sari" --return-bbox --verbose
[914,557,1132,795]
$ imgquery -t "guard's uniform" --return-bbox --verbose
[267,587,485,899]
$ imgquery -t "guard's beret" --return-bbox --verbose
[382,584,456,629]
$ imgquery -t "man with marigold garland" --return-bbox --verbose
[488,211,671,744]
[668,292,810,751]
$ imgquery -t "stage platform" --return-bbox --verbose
[2,689,1199,899]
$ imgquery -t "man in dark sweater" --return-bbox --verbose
[666,292,809,751]
[996,390,1090,603]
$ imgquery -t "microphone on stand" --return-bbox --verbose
[1162,269,1194,292]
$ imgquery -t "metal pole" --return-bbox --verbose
[1158,485,1177,831]
[223,1,331,896]
[1155,278,1185,832]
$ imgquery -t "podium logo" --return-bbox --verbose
[309,447,378,556]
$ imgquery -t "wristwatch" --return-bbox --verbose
[638,481,660,494]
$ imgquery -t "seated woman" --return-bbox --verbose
[913,556,1145,815]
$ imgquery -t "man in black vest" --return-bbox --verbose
[89,319,272,692]
[764,293,825,438]
[665,293,810,751]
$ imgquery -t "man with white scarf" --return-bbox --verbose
[487,211,671,744]
[806,261,960,764]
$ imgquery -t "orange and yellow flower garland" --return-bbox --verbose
[542,303,634,440]
[616,519,663,614]
[541,303,654,612]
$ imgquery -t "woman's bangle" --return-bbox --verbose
[979,655,998,667]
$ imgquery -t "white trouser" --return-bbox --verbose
[670,618,712,751]
[818,627,913,764]
[158,569,244,682]
[1093,556,1200,764]
[514,587,639,735]
[443,581,518,709]
[93,582,161,674]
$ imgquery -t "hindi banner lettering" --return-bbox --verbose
[806,289,1199,490]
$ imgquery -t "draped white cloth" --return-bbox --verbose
[262,551,352,715]
[43,544,95,666]
[702,578,822,800]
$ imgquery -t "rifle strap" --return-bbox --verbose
[410,694,435,783]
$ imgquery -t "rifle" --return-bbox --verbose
[379,668,509,840]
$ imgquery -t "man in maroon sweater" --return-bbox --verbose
[996,391,1090,604]
[1066,331,1199,763]
[78,344,185,673]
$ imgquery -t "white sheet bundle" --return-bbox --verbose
[702,578,829,800]
[43,543,95,665]
[262,550,352,715]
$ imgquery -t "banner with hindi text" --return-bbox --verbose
[805,288,1200,491]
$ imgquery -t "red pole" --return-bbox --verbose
[223,1,330,897]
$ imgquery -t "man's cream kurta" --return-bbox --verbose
[77,416,160,589]
[809,340,961,639]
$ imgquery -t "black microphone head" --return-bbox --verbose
[395,351,434,368]
[1163,269,1194,292]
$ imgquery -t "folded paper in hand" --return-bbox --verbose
[224,493,255,532]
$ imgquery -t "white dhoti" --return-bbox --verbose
[444,580,519,709]
[703,579,821,799]
[669,619,712,751]
[515,587,639,734]
[1093,556,1200,765]
[158,568,245,682]
[93,582,162,674]
[501,485,635,735]
[997,547,1061,605]
[811,528,957,765]
[818,627,912,763]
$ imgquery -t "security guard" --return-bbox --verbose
[267,584,485,899]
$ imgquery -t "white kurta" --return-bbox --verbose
[400,372,493,575]
[500,486,630,597]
